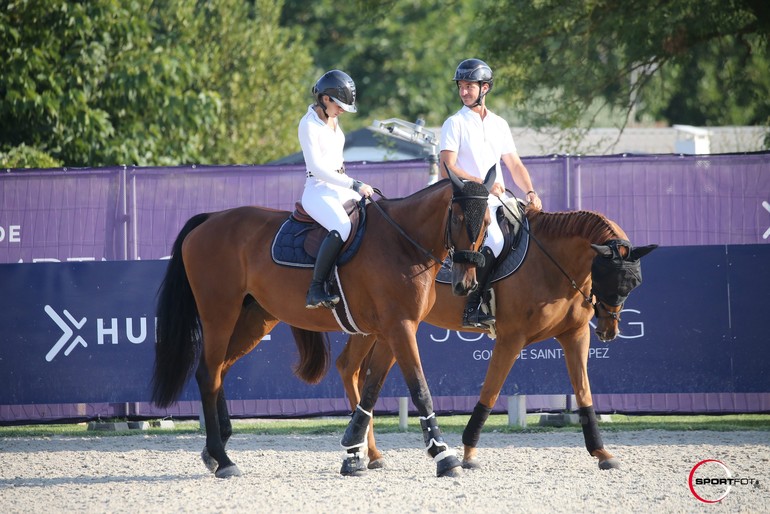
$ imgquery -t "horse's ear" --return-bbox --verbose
[591,244,613,258]
[482,165,497,191]
[629,244,658,261]
[444,162,465,192]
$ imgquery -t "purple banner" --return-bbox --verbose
[2,154,768,264]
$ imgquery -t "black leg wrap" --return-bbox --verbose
[341,405,372,448]
[462,402,492,448]
[339,406,372,476]
[579,406,604,454]
[420,415,445,449]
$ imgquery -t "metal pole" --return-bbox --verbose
[398,397,409,430]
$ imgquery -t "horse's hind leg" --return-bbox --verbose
[201,388,232,473]
[336,334,385,468]
[558,327,620,470]
[197,298,278,478]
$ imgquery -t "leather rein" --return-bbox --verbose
[368,187,486,270]
[497,192,623,322]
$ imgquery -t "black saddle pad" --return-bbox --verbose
[270,202,366,268]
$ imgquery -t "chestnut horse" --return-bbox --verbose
[151,168,496,478]
[337,209,657,471]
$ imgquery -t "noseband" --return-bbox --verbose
[592,298,622,322]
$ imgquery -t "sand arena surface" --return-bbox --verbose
[1,429,768,513]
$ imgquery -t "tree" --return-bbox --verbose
[164,0,315,164]
[479,0,770,147]
[0,0,314,167]
[281,0,482,129]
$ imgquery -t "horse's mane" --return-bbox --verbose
[528,210,621,243]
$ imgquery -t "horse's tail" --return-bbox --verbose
[151,213,211,408]
[289,326,331,384]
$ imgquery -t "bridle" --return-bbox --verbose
[592,297,623,322]
[445,191,489,268]
[497,195,629,323]
[368,186,488,269]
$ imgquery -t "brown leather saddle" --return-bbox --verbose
[291,199,363,258]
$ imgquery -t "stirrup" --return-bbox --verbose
[462,307,495,329]
[306,295,340,309]
[305,282,340,309]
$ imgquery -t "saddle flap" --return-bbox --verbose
[272,198,367,267]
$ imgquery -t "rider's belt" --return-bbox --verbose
[306,166,345,178]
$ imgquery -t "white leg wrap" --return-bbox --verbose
[341,445,367,460]
[432,448,458,464]
[355,404,373,418]
[425,437,457,462]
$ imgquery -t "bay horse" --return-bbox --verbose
[337,208,657,471]
[151,168,496,478]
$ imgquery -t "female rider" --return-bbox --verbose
[298,70,374,309]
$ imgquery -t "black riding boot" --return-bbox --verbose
[306,230,344,309]
[462,246,497,328]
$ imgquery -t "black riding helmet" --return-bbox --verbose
[453,58,493,107]
[312,70,357,114]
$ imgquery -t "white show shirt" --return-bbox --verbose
[440,105,517,207]
[298,105,360,240]
[298,105,355,189]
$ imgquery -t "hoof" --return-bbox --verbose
[215,464,242,479]
[461,458,481,470]
[201,448,218,473]
[367,458,386,470]
[599,458,621,470]
[437,456,463,477]
[340,455,367,476]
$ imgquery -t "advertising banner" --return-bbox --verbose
[1,245,768,406]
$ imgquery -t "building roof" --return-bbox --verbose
[271,125,767,164]
[511,125,767,156]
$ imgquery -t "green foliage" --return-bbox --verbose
[0,143,62,168]
[480,0,770,134]
[2,0,768,166]
[0,0,313,166]
[169,0,314,164]
[280,0,482,129]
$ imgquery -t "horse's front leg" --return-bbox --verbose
[336,334,385,468]
[462,334,525,469]
[558,326,621,470]
[387,330,462,478]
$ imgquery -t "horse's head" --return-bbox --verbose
[590,240,658,341]
[445,165,496,296]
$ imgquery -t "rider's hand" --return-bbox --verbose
[490,182,505,197]
[359,183,374,198]
[525,191,542,212]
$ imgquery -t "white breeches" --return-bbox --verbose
[485,204,504,257]
[302,179,361,241]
